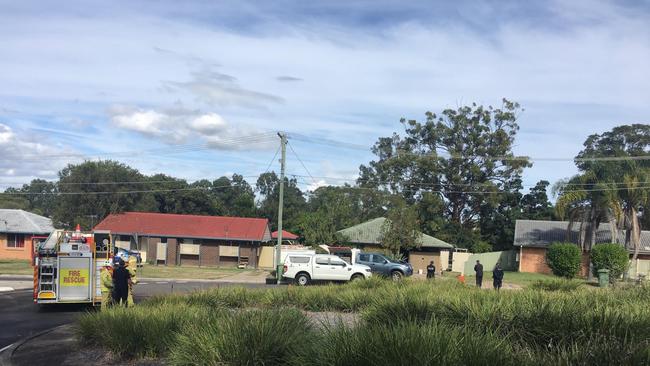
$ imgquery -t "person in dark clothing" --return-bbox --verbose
[474,260,484,288]
[112,258,132,306]
[493,263,504,291]
[426,261,436,279]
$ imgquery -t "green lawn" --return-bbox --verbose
[464,271,586,287]
[0,259,265,280]
[137,265,262,280]
[0,259,32,275]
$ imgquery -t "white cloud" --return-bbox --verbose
[0,0,648,188]
[163,68,284,109]
[306,179,327,192]
[0,123,77,187]
[109,105,273,150]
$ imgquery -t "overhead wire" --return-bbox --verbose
[286,173,650,189]
[289,133,650,163]
[0,183,251,196]
[287,141,318,185]
[291,178,650,195]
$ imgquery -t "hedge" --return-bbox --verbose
[591,243,629,280]
[546,242,582,278]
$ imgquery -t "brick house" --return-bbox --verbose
[514,219,650,277]
[0,209,53,261]
[94,212,272,268]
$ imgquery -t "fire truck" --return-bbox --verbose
[33,226,113,305]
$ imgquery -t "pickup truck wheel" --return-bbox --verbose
[391,271,403,281]
[351,273,364,281]
[295,273,310,286]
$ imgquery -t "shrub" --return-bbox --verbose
[591,243,629,280]
[546,242,582,278]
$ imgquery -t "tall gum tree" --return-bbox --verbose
[358,99,531,248]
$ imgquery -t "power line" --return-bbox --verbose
[287,141,318,185]
[0,183,244,196]
[292,178,650,195]
[262,145,281,175]
[287,173,650,189]
[0,176,262,187]
[289,133,650,163]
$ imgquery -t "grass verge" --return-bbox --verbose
[137,265,263,280]
[0,259,32,275]
[464,271,582,287]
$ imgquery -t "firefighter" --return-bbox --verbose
[100,260,114,311]
[112,258,131,306]
[126,256,138,307]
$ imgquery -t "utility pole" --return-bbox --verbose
[275,132,287,284]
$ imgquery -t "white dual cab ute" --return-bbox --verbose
[283,254,372,286]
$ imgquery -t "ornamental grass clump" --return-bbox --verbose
[169,308,313,366]
[77,304,218,358]
[311,320,521,366]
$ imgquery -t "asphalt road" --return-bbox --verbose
[0,280,272,350]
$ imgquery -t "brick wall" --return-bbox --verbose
[520,246,590,277]
[520,247,552,274]
[200,241,220,266]
[180,254,199,266]
[0,233,34,261]
[166,238,178,266]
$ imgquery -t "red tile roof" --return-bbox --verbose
[271,230,299,240]
[94,212,271,242]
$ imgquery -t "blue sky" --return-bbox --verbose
[0,0,648,195]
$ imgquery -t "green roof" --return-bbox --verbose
[337,217,454,249]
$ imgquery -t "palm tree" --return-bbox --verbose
[555,172,621,280]
[619,170,649,265]
[555,173,617,251]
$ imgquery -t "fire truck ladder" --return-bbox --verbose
[38,260,56,292]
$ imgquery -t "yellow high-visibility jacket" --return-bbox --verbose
[100,268,113,293]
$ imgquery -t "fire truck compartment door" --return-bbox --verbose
[57,257,92,301]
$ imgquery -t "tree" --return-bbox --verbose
[471,241,493,253]
[0,179,58,216]
[520,180,554,220]
[0,187,30,211]
[379,198,420,256]
[546,242,582,279]
[256,172,306,232]
[297,186,360,244]
[478,178,523,250]
[571,124,650,262]
[53,160,146,229]
[211,174,256,217]
[359,99,530,249]
[554,171,618,253]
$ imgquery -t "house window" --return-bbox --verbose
[7,234,25,248]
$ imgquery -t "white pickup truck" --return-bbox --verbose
[282,254,372,286]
